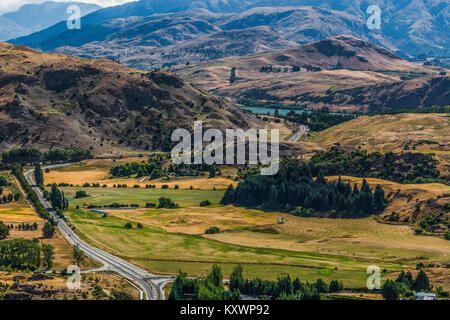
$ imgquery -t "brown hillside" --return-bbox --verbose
[173,35,444,107]
[0,42,263,154]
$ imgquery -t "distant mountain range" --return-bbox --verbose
[8,0,450,60]
[0,1,100,41]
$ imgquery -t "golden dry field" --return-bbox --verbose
[101,206,284,235]
[39,158,450,289]
[311,113,450,154]
[44,169,237,190]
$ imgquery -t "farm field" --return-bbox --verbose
[0,171,99,271]
[37,161,450,290]
[44,162,237,190]
[206,215,450,265]
[67,209,400,287]
[103,206,284,235]
[59,187,225,208]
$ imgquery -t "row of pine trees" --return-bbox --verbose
[221,162,386,217]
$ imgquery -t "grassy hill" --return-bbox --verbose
[0,42,262,154]
[311,113,450,179]
[173,35,445,107]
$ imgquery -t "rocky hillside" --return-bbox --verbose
[306,76,450,112]
[0,42,262,154]
[111,26,297,69]
[173,35,445,107]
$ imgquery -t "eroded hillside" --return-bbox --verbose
[0,42,263,154]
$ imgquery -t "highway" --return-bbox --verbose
[24,164,174,300]
[289,125,309,142]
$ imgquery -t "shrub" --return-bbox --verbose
[75,190,89,199]
[158,197,179,209]
[205,226,220,234]
[200,200,211,207]
[124,223,133,229]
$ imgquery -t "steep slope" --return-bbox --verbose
[41,13,221,52]
[0,1,101,41]
[220,6,392,48]
[0,42,262,154]
[311,113,450,180]
[173,35,444,106]
[56,26,297,68]
[307,76,450,111]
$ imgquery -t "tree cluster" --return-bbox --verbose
[309,147,444,184]
[382,270,431,300]
[110,162,163,179]
[169,265,344,300]
[11,165,52,221]
[169,265,239,300]
[221,162,386,218]
[1,148,92,166]
[0,239,54,271]
[50,184,68,211]
[158,197,179,209]
[286,109,356,131]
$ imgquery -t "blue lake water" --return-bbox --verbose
[241,107,353,117]
[241,107,308,116]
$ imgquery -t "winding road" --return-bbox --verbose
[289,125,309,142]
[24,164,174,300]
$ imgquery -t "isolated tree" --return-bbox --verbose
[72,244,85,266]
[34,162,44,186]
[229,67,237,84]
[50,184,63,210]
[42,222,55,239]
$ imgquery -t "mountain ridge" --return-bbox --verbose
[173,34,447,109]
[0,42,262,154]
[9,0,450,59]
[0,1,101,41]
